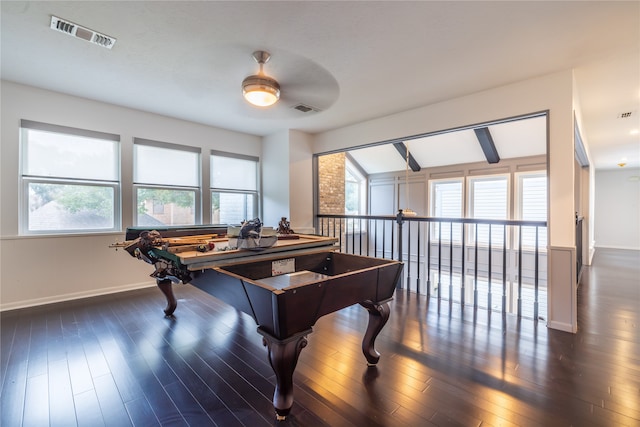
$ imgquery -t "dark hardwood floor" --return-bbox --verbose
[1,248,638,426]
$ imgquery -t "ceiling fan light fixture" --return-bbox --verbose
[242,75,280,107]
[242,51,280,107]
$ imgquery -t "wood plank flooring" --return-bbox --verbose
[1,248,638,426]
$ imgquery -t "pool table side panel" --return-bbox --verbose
[189,269,261,323]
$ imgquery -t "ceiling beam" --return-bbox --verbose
[474,127,500,164]
[393,142,421,172]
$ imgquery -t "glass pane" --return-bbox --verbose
[136,188,196,226]
[27,183,114,231]
[345,181,360,214]
[211,156,257,191]
[431,181,463,242]
[24,129,118,180]
[211,192,257,224]
[135,145,199,187]
[471,178,507,245]
[521,175,547,247]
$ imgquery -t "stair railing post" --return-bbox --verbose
[396,210,405,289]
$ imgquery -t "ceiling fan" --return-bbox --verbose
[239,49,339,116]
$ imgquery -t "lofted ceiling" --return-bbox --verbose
[348,115,547,174]
[1,1,638,170]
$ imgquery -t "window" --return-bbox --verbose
[430,179,463,242]
[345,159,366,215]
[344,157,367,233]
[516,172,547,249]
[468,175,509,245]
[211,151,259,224]
[20,120,120,234]
[134,138,200,226]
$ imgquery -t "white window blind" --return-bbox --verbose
[210,151,259,225]
[133,138,200,226]
[430,179,463,242]
[20,120,120,234]
[469,176,508,245]
[518,174,547,248]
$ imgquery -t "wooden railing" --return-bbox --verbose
[316,212,548,320]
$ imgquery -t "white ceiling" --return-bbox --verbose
[1,1,638,170]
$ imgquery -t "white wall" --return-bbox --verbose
[262,130,291,229]
[288,130,314,232]
[595,168,640,250]
[1,81,262,310]
[261,130,315,233]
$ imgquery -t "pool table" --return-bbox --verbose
[115,231,403,419]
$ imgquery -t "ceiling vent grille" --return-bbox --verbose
[50,16,116,49]
[617,111,635,119]
[292,103,320,113]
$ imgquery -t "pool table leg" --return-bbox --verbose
[156,278,177,316]
[360,300,391,365]
[258,328,310,420]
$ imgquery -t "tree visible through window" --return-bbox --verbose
[134,139,200,226]
[20,120,120,234]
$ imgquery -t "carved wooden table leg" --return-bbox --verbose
[156,278,177,316]
[257,328,311,420]
[359,300,391,365]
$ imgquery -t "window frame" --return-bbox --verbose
[19,120,121,235]
[133,138,202,226]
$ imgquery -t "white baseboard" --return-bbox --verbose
[0,281,156,312]
[594,245,640,251]
[547,320,578,333]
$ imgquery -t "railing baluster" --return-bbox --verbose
[474,224,479,309]
[502,224,507,315]
[374,219,378,258]
[517,225,523,318]
[396,212,403,289]
[449,221,453,302]
[366,219,370,257]
[461,221,466,307]
[417,222,422,294]
[351,218,355,254]
[427,220,432,298]
[382,221,386,259]
[488,224,492,312]
[437,223,442,300]
[407,220,412,292]
[391,218,395,261]
[534,226,539,320]
[359,218,363,256]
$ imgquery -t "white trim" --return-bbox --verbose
[0,281,156,312]
[594,245,640,251]
[547,320,577,333]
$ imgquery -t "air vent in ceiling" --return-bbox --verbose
[292,103,320,113]
[617,111,635,119]
[50,16,116,49]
